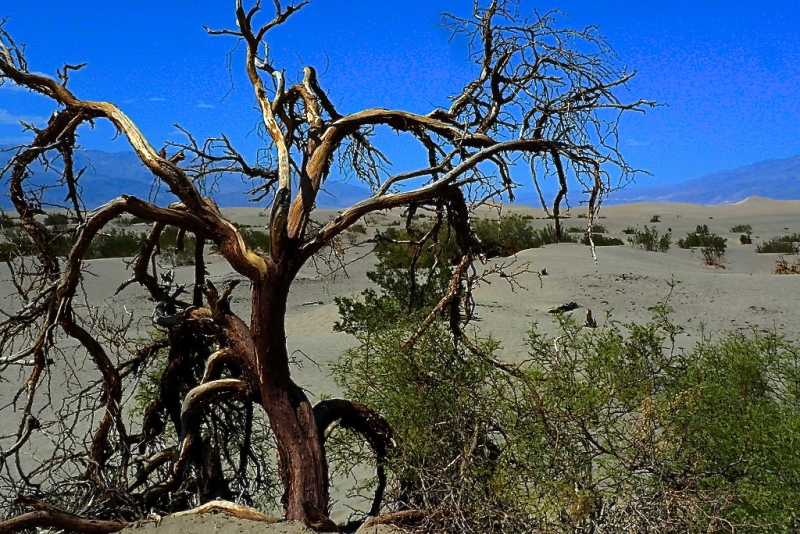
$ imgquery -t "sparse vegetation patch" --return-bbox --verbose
[582,234,624,246]
[627,225,671,252]
[730,223,753,234]
[757,235,800,254]
[775,256,800,274]
[677,225,727,265]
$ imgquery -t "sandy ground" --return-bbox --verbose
[1,196,799,533]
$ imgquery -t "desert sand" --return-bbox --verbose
[2,196,798,533]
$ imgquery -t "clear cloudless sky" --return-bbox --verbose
[1,0,799,189]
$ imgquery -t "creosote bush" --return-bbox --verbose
[757,235,800,254]
[582,233,624,246]
[344,223,368,246]
[334,250,800,533]
[627,225,671,252]
[731,223,753,234]
[567,223,607,234]
[677,225,727,265]
[473,215,575,257]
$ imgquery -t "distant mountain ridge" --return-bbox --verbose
[1,147,798,208]
[607,155,800,205]
[0,148,369,210]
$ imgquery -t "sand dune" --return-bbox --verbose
[2,198,799,532]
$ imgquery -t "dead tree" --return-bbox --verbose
[0,0,653,529]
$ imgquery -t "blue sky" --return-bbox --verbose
[1,0,799,190]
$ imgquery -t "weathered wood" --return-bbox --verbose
[0,497,127,534]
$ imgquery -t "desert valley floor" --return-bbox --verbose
[1,196,799,533]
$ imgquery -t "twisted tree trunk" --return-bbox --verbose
[251,272,329,520]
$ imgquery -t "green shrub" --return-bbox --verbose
[472,214,572,257]
[116,216,147,226]
[86,228,144,259]
[344,223,368,246]
[701,235,727,265]
[628,225,670,252]
[0,227,34,261]
[582,234,624,246]
[0,211,18,229]
[334,258,800,533]
[677,225,727,265]
[241,228,269,253]
[731,224,752,234]
[757,236,800,254]
[567,224,606,234]
[159,226,197,266]
[533,223,577,247]
[366,224,458,312]
[44,212,72,228]
[676,225,710,248]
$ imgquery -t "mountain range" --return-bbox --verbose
[605,155,800,205]
[1,148,798,209]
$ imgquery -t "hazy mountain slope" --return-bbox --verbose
[0,148,370,209]
[3,148,798,208]
[609,155,800,204]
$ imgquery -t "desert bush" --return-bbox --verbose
[758,240,797,254]
[567,223,606,234]
[0,211,18,229]
[159,225,198,266]
[676,224,710,248]
[241,227,270,253]
[367,224,457,312]
[731,223,753,234]
[86,228,144,259]
[0,226,33,261]
[757,236,800,254]
[334,262,800,533]
[472,214,576,257]
[44,212,72,228]
[627,225,671,252]
[582,233,624,246]
[344,222,368,246]
[774,256,800,274]
[649,214,661,223]
[473,213,536,256]
[534,223,577,246]
[116,216,147,226]
[701,235,727,265]
[676,225,727,265]
[0,224,147,261]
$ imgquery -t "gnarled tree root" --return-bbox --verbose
[313,399,396,518]
[356,510,430,532]
[166,500,280,523]
[0,496,127,534]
